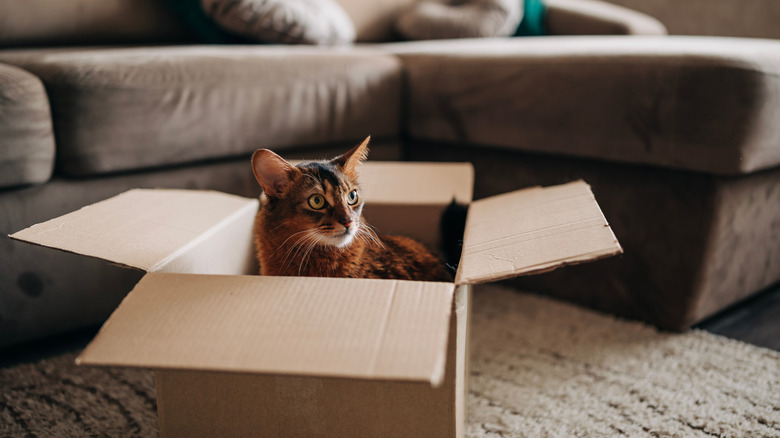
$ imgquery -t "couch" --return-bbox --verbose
[391,0,780,330]
[1,0,778,348]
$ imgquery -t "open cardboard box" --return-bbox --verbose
[11,161,621,437]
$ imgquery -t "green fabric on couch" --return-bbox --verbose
[515,0,547,36]
[164,0,245,43]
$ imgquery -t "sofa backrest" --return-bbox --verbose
[0,0,194,47]
[0,0,415,47]
[599,0,780,39]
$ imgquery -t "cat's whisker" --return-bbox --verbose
[281,232,316,272]
[359,234,377,251]
[298,236,320,276]
[354,232,370,249]
[365,224,386,239]
[358,229,375,247]
[298,232,325,275]
[354,231,368,245]
[299,233,322,270]
[351,233,366,248]
[359,225,385,249]
[362,222,382,238]
[271,229,311,258]
[369,234,386,249]
[268,222,288,233]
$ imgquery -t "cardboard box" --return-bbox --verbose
[11,161,621,437]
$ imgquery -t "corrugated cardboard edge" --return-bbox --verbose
[456,247,622,285]
[455,180,623,285]
[9,213,149,273]
[6,237,148,272]
[77,274,455,387]
[9,189,259,274]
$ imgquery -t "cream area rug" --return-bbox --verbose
[469,286,779,437]
[2,285,779,437]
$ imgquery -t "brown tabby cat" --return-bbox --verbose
[251,136,452,282]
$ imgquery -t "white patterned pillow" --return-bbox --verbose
[202,0,356,45]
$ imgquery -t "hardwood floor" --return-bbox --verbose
[696,282,780,351]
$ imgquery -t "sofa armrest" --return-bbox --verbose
[0,62,55,188]
[545,0,667,36]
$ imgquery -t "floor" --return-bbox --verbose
[695,281,780,351]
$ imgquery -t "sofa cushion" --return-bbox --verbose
[0,46,402,177]
[0,63,55,188]
[395,0,523,40]
[384,36,780,175]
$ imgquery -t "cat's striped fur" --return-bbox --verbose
[251,137,452,282]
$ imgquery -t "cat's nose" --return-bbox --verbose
[338,217,353,228]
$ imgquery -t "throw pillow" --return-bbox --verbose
[396,0,523,40]
[201,0,356,45]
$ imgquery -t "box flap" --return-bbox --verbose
[77,273,454,386]
[455,180,622,285]
[358,162,474,205]
[10,189,259,273]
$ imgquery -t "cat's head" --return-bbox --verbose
[251,136,371,249]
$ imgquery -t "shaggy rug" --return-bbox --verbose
[2,285,779,437]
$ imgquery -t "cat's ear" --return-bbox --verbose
[333,136,370,177]
[251,149,300,198]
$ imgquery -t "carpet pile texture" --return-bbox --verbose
[2,285,779,437]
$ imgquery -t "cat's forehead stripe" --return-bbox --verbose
[322,180,336,206]
[299,161,348,191]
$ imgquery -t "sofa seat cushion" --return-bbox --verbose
[0,63,55,188]
[384,36,780,175]
[0,46,402,176]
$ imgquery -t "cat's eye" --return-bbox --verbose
[347,190,359,205]
[308,194,326,210]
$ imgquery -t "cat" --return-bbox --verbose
[251,136,454,282]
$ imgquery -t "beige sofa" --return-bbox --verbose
[1,0,778,347]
